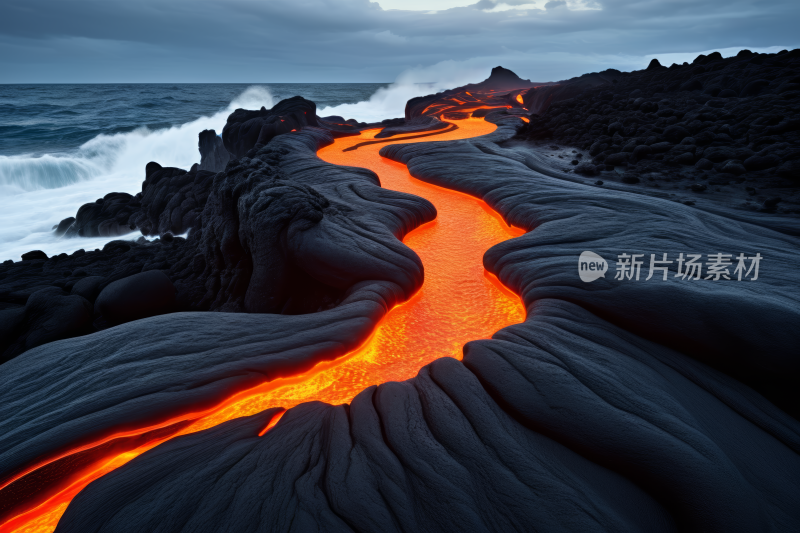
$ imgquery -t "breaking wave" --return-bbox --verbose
[0,86,274,260]
[319,61,485,123]
[0,86,275,192]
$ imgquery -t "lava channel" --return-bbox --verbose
[0,116,526,533]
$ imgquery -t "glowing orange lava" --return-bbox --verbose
[0,117,525,532]
[516,93,524,104]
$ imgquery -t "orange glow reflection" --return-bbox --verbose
[258,411,286,437]
[0,117,526,533]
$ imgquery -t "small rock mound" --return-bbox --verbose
[95,270,176,325]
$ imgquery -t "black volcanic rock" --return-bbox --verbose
[0,237,198,362]
[383,115,800,413]
[5,86,800,533]
[20,250,47,261]
[663,124,690,143]
[56,362,677,533]
[198,129,230,173]
[778,159,800,179]
[647,58,663,70]
[1,100,436,364]
[478,66,536,90]
[375,116,449,138]
[193,153,335,313]
[192,133,430,314]
[50,116,800,532]
[0,127,439,525]
[522,70,621,115]
[94,270,176,325]
[316,116,380,137]
[405,66,544,120]
[54,217,76,236]
[0,287,92,363]
[129,164,216,237]
[515,49,800,211]
[53,160,215,242]
[70,275,106,302]
[65,192,140,238]
[222,96,319,159]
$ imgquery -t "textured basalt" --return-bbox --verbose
[0,120,433,360]
[198,129,230,173]
[381,116,800,413]
[405,66,542,120]
[222,96,323,159]
[515,49,800,212]
[374,116,449,138]
[3,71,800,533]
[63,192,141,239]
[56,360,677,533]
[0,123,438,526]
[45,107,800,533]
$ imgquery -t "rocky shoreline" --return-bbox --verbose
[515,49,800,213]
[1,63,799,532]
[0,109,432,362]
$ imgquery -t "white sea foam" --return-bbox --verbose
[0,86,274,261]
[0,69,481,261]
[319,61,485,123]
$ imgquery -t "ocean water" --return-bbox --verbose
[0,83,409,261]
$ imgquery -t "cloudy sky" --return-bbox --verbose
[0,0,797,84]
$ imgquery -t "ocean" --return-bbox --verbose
[0,83,422,261]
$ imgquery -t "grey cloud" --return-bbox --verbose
[0,0,797,83]
[473,0,497,10]
[545,0,567,9]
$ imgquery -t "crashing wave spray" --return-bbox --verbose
[0,87,274,261]
[319,61,485,123]
[0,86,275,192]
[0,68,483,261]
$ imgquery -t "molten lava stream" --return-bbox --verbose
[0,117,525,533]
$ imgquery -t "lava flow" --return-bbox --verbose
[0,117,526,533]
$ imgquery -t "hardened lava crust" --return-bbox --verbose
[2,60,800,532]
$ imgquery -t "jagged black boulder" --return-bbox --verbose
[129,163,216,236]
[65,192,140,238]
[198,129,230,173]
[20,250,48,261]
[405,66,539,119]
[54,217,76,236]
[222,96,319,159]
